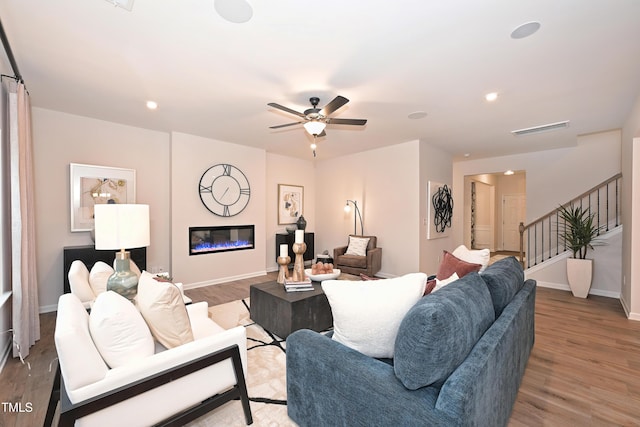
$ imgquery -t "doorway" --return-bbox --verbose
[465,171,526,252]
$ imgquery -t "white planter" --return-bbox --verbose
[566,258,593,298]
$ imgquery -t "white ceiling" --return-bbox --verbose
[1,0,640,160]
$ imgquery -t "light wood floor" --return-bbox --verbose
[2,275,640,426]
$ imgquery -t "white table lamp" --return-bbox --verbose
[94,204,150,301]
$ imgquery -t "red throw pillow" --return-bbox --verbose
[423,279,437,295]
[436,251,482,280]
[360,273,381,281]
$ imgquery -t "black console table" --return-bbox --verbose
[275,232,314,264]
[63,245,147,294]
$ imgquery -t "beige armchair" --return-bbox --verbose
[45,291,252,426]
[333,235,382,277]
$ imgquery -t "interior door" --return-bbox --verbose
[502,194,526,252]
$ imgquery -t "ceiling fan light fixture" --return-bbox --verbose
[303,121,326,136]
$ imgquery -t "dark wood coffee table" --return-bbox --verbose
[249,280,332,339]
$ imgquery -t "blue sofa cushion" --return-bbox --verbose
[480,256,525,317]
[394,272,495,390]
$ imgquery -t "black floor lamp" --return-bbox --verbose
[344,200,364,236]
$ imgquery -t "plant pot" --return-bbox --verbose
[566,258,593,298]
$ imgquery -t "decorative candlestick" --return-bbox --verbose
[277,256,291,284]
[291,242,307,282]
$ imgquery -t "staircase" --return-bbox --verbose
[518,173,622,269]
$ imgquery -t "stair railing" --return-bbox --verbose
[518,173,622,268]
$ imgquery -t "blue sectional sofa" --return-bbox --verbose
[286,256,536,427]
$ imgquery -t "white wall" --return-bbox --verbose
[315,141,421,277]
[453,130,621,241]
[31,108,171,311]
[170,132,266,287]
[621,89,640,318]
[265,153,316,271]
[454,130,622,296]
[526,226,622,298]
[419,142,454,274]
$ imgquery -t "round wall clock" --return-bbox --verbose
[199,164,251,217]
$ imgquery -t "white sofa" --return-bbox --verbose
[46,292,252,426]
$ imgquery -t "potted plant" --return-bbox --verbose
[557,203,604,298]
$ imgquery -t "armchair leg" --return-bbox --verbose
[43,362,61,427]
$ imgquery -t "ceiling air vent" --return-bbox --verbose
[511,120,570,136]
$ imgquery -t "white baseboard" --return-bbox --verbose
[183,270,268,290]
[620,297,640,320]
[39,304,58,314]
[535,281,620,299]
[374,271,395,279]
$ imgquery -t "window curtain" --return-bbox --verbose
[7,79,40,358]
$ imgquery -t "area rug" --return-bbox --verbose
[185,298,297,427]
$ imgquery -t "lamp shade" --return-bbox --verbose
[303,121,326,135]
[94,204,150,250]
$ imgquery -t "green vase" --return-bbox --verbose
[107,252,139,302]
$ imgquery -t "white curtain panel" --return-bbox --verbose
[8,80,40,358]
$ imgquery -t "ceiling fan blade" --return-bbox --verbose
[320,95,349,116]
[268,103,306,118]
[269,121,303,129]
[326,118,367,126]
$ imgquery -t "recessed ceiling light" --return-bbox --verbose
[504,170,515,176]
[214,0,253,23]
[146,101,158,110]
[485,92,499,102]
[407,111,428,120]
[511,21,541,39]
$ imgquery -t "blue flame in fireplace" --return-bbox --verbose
[192,240,252,253]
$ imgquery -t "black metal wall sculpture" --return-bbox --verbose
[432,184,453,233]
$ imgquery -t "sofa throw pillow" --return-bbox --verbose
[345,236,370,256]
[68,260,96,302]
[452,245,491,272]
[89,291,154,368]
[89,261,115,296]
[479,256,524,317]
[433,272,459,293]
[322,273,427,358]
[394,273,495,390]
[436,250,482,280]
[424,279,437,295]
[136,271,194,349]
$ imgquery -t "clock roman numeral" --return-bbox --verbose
[222,206,230,217]
[199,184,212,193]
[240,188,250,196]
[222,164,232,176]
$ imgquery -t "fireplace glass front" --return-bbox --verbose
[189,225,255,255]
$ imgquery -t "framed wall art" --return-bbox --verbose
[70,163,136,232]
[427,181,453,240]
[278,184,303,225]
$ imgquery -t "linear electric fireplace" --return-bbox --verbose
[189,225,255,256]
